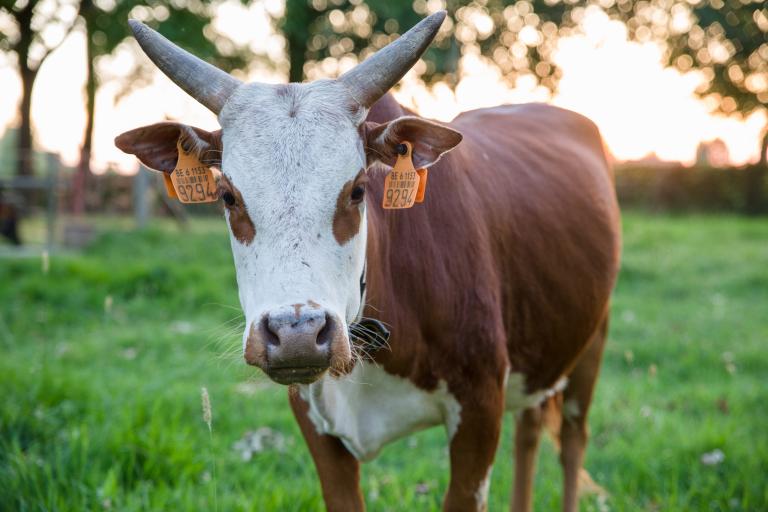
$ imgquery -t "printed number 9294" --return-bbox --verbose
[175,179,216,203]
[384,187,415,208]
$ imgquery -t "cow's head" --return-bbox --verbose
[115,12,462,385]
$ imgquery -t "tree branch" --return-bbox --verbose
[35,14,80,67]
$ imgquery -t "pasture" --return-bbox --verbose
[1,213,766,511]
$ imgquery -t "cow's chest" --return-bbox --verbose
[299,362,461,461]
[299,363,565,461]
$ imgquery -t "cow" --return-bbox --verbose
[115,12,620,512]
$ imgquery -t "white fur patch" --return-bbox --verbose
[563,397,581,420]
[299,366,568,462]
[505,371,568,413]
[299,362,462,461]
[475,466,493,511]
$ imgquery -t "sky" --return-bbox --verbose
[0,2,765,174]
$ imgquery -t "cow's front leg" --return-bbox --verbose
[288,388,365,512]
[444,378,505,512]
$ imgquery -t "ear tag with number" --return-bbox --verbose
[415,168,428,203]
[169,140,218,204]
[382,141,426,209]
[162,173,178,199]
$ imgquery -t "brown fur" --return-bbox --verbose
[365,116,463,169]
[332,171,366,246]
[296,94,621,511]
[218,174,255,245]
[114,122,222,173]
[362,95,620,394]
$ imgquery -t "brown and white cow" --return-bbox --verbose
[116,12,620,512]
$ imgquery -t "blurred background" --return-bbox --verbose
[1,1,766,511]
[1,0,767,240]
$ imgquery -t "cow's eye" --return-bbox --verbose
[221,190,236,207]
[350,185,365,204]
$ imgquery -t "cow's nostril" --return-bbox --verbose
[316,312,334,346]
[262,315,280,346]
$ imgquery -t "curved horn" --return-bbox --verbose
[339,11,446,107]
[129,20,242,114]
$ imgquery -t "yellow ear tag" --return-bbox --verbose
[382,141,422,209]
[415,168,428,203]
[162,173,178,199]
[170,140,218,203]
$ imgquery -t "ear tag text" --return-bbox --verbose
[169,140,218,204]
[382,141,428,209]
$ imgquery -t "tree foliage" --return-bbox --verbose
[276,0,767,120]
[280,0,459,84]
[601,0,767,117]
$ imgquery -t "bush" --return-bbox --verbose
[615,163,767,214]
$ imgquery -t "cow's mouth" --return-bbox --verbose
[266,365,327,385]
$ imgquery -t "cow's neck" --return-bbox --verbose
[358,95,457,387]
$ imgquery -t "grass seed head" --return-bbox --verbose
[201,387,212,431]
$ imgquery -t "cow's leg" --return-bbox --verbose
[443,379,505,512]
[288,388,365,512]
[559,319,608,512]
[510,406,543,512]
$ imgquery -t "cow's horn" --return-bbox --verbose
[338,11,446,107]
[129,20,241,115]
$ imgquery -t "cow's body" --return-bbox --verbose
[117,14,621,511]
[291,95,620,511]
[364,95,618,390]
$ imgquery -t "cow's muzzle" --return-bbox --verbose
[245,304,350,384]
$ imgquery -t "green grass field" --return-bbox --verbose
[1,213,766,511]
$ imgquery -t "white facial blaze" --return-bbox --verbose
[216,80,369,346]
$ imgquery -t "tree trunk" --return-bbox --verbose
[287,32,307,83]
[16,67,37,176]
[284,0,313,83]
[73,7,96,215]
[15,0,37,177]
[745,128,768,216]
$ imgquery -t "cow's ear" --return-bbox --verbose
[364,116,462,169]
[114,122,222,173]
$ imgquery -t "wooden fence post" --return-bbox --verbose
[134,165,150,229]
[45,152,58,251]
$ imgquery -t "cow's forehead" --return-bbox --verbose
[220,80,365,168]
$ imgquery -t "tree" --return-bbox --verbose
[2,0,250,210]
[279,0,459,84]
[0,0,81,176]
[71,0,250,214]
[600,0,767,212]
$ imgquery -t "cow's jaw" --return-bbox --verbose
[217,80,369,384]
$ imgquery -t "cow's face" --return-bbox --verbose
[115,13,460,384]
[219,80,369,384]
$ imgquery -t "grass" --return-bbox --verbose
[1,212,766,511]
